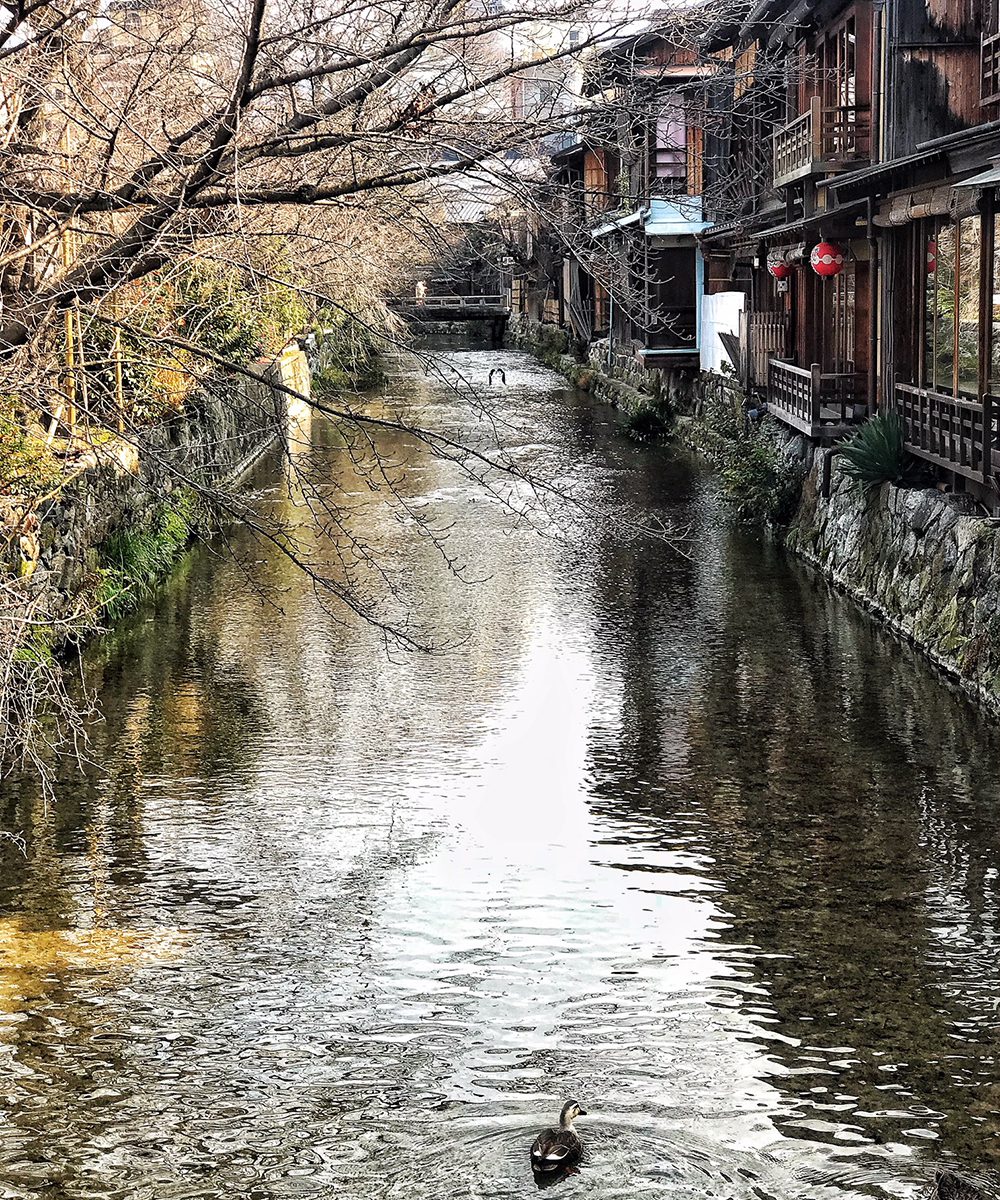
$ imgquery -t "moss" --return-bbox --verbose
[957,610,1000,678]
[96,489,203,621]
[11,625,57,667]
[0,410,61,497]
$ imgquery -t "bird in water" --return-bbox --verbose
[530,1100,587,1174]
[931,1170,992,1200]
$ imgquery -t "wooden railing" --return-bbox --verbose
[388,294,509,311]
[772,96,871,187]
[646,308,698,351]
[894,383,1000,485]
[417,294,507,309]
[821,102,871,160]
[772,98,821,187]
[983,31,1000,106]
[767,359,865,437]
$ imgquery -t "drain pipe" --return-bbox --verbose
[821,445,846,498]
[867,195,879,413]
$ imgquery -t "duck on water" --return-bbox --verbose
[529,1106,994,1198]
[530,1100,587,1175]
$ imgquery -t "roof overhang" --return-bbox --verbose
[954,162,1000,188]
[592,209,644,238]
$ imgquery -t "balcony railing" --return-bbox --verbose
[983,31,1000,106]
[772,96,871,188]
[894,383,1000,485]
[767,359,866,438]
[645,308,698,352]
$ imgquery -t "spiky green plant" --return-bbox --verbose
[838,411,919,493]
[623,401,670,443]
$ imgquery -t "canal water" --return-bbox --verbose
[1,347,999,1200]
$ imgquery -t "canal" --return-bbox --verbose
[1,346,999,1198]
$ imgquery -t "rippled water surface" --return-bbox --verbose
[2,347,1000,1199]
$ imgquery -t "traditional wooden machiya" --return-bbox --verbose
[698,0,1000,505]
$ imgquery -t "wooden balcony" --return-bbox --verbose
[772,97,871,188]
[767,359,866,438]
[894,383,1000,485]
[983,32,1000,106]
[644,308,698,353]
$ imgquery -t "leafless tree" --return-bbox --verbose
[0,0,711,793]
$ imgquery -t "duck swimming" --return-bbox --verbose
[530,1100,587,1174]
[931,1170,991,1200]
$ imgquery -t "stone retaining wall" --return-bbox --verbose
[786,453,1000,708]
[5,347,311,622]
[687,369,1000,709]
[505,313,697,415]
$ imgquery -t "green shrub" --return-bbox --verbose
[838,411,920,492]
[312,310,386,391]
[0,410,61,497]
[720,430,805,524]
[176,263,265,365]
[699,388,805,525]
[623,400,670,443]
[96,490,200,620]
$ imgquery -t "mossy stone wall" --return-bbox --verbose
[8,349,310,623]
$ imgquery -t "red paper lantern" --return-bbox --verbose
[927,239,937,274]
[767,252,791,280]
[810,241,846,277]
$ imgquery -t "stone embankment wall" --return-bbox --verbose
[787,455,1000,707]
[682,373,1000,708]
[509,318,1000,709]
[505,313,696,414]
[8,347,311,623]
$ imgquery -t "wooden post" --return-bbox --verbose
[74,301,89,431]
[810,95,823,164]
[113,327,125,433]
[810,362,823,424]
[979,192,995,487]
[64,306,76,432]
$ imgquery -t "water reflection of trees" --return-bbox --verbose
[579,448,1000,1172]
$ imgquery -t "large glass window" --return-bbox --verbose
[924,215,980,396]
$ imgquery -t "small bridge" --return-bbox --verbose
[387,294,510,321]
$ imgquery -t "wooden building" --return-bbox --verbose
[541,34,712,367]
[517,0,1000,503]
[702,0,1000,505]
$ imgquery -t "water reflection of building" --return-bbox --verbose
[578,446,1000,1172]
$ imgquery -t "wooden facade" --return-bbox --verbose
[699,0,1000,502]
[541,33,710,362]
[513,0,1000,501]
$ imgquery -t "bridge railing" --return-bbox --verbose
[387,294,509,310]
